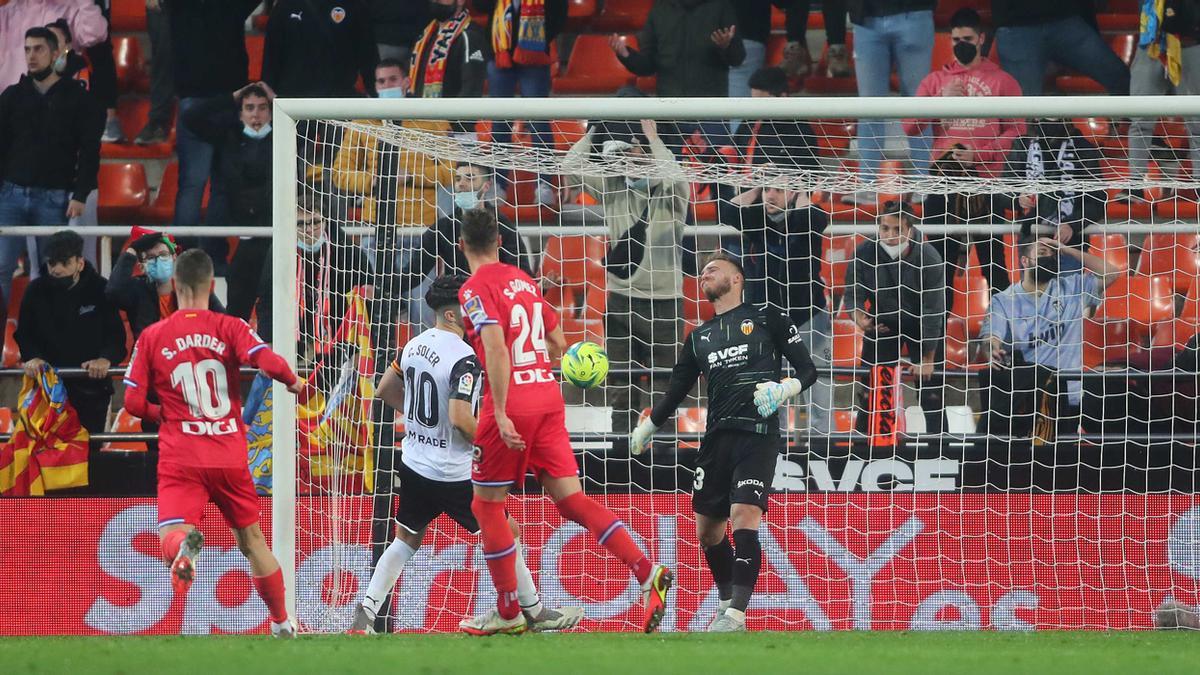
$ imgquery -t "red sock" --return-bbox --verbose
[556,491,652,584]
[160,529,187,565]
[253,568,289,624]
[472,497,520,620]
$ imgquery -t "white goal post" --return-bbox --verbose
[271,95,1200,630]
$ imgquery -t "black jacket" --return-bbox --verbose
[182,95,272,227]
[106,252,225,339]
[14,263,126,395]
[370,0,430,47]
[0,75,103,202]
[990,0,1097,27]
[165,0,258,98]
[410,16,487,98]
[845,238,946,357]
[731,118,820,169]
[263,0,378,97]
[734,0,795,44]
[848,0,936,25]
[1005,119,1106,243]
[618,0,746,98]
[399,208,530,295]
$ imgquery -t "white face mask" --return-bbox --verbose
[879,240,906,259]
[243,122,272,139]
[626,176,649,191]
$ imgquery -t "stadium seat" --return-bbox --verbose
[765,35,788,68]
[1151,318,1200,349]
[113,36,147,93]
[102,98,175,159]
[590,0,652,33]
[111,0,147,31]
[1055,34,1136,93]
[810,120,856,157]
[934,0,992,28]
[804,35,856,94]
[551,119,587,150]
[2,319,18,369]
[944,316,971,370]
[566,0,598,29]
[139,162,210,224]
[97,162,150,223]
[1083,317,1135,369]
[541,236,607,311]
[247,35,265,82]
[1096,0,1141,31]
[1136,233,1200,295]
[1094,274,1176,342]
[682,275,715,325]
[950,271,989,337]
[559,313,605,347]
[1089,233,1130,276]
[101,407,147,453]
[821,234,862,300]
[830,318,864,368]
[553,34,637,95]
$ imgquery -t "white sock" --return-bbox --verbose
[361,538,416,618]
[514,538,543,617]
[724,607,746,622]
[718,599,731,614]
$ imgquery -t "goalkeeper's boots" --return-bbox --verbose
[459,608,528,636]
[170,529,204,596]
[271,619,298,639]
[525,606,584,632]
[347,602,377,635]
[706,600,733,631]
[708,610,747,633]
[640,564,674,633]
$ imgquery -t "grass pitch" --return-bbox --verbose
[2,632,1197,675]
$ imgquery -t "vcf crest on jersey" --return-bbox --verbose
[330,6,346,23]
[741,319,755,336]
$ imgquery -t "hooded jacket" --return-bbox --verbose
[617,0,746,98]
[845,237,946,358]
[902,57,1025,178]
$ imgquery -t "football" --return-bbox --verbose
[561,341,609,389]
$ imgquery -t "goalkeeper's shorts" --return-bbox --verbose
[691,430,782,519]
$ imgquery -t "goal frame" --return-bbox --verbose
[270,93,1200,623]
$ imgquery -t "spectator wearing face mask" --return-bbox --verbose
[181,81,277,321]
[106,227,224,339]
[0,0,106,90]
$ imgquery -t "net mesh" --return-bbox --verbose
[286,113,1200,633]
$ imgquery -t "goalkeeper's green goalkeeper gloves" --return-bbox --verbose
[630,418,659,456]
[753,378,805,417]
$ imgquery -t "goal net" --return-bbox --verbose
[271,96,1200,633]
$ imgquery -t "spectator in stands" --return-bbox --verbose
[905,7,1023,306]
[991,0,1130,96]
[0,0,106,90]
[720,171,834,432]
[564,119,687,434]
[978,235,1122,439]
[263,0,378,98]
[0,26,103,326]
[409,0,486,99]
[1122,0,1200,203]
[845,200,946,433]
[729,1,798,101]
[180,81,275,323]
[85,0,124,143]
[14,230,126,493]
[107,228,224,339]
[332,59,454,361]
[167,1,260,267]
[732,66,819,168]
[133,0,173,146]
[397,162,530,325]
[782,0,850,79]
[842,0,934,206]
[371,0,428,63]
[1008,119,1106,273]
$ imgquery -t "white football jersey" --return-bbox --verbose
[393,327,481,482]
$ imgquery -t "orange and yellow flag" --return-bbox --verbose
[0,368,90,495]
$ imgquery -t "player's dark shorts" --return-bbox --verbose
[396,461,479,535]
[690,429,781,519]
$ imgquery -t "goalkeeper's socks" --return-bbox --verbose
[361,538,417,619]
[472,497,521,620]
[160,529,187,564]
[514,538,544,618]
[702,538,735,603]
[556,491,652,584]
[730,529,762,613]
[253,568,290,624]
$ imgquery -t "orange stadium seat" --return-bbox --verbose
[950,271,989,337]
[566,0,598,27]
[830,318,864,368]
[683,275,715,325]
[551,119,587,150]
[1097,0,1142,31]
[553,34,637,95]
[559,313,605,347]
[541,236,607,311]
[821,234,862,300]
[810,120,856,157]
[1151,318,1200,349]
[934,0,993,28]
[247,35,265,83]
[102,98,175,160]
[3,319,18,368]
[111,0,147,32]
[97,162,149,223]
[590,0,653,33]
[1055,34,1136,93]
[1089,233,1130,275]
[1137,234,1200,295]
[139,162,210,224]
[1094,274,1176,342]
[944,316,971,370]
[113,36,146,93]
[804,35,857,94]
[1083,317,1134,369]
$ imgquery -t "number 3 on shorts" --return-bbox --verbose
[693,467,705,491]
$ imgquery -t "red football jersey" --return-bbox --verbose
[125,310,273,468]
[460,261,563,414]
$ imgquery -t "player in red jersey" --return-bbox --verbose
[455,209,673,636]
[123,249,306,638]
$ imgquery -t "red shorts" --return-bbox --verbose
[157,462,261,530]
[472,408,578,486]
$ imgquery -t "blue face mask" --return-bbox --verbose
[145,256,174,283]
[243,122,272,139]
[626,177,650,191]
[454,190,480,211]
[297,236,326,253]
[377,86,407,99]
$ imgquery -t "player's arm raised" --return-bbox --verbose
[754,312,818,418]
[480,324,525,450]
[376,362,406,412]
[630,334,701,455]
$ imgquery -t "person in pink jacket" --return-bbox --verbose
[903,7,1025,180]
[0,0,107,90]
